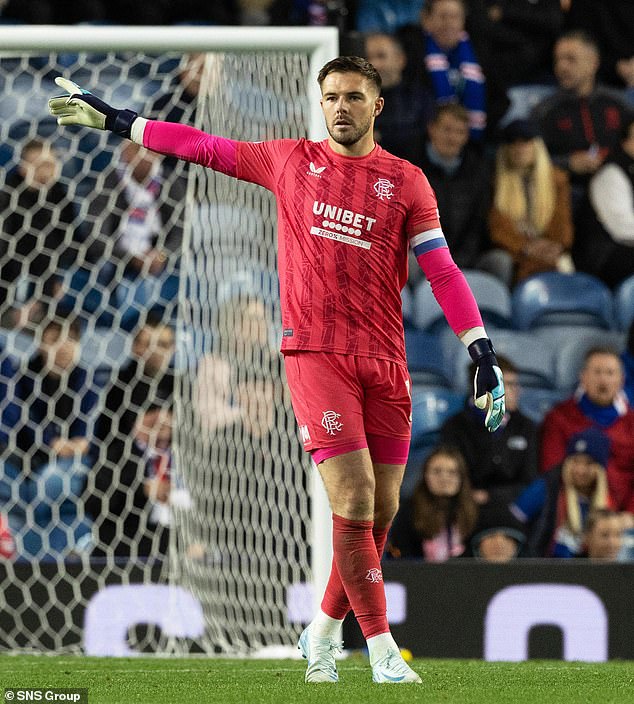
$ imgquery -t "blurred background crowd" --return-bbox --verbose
[0,0,633,566]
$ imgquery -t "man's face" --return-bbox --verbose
[554,38,599,93]
[320,71,383,147]
[580,353,624,406]
[121,141,160,184]
[566,454,600,493]
[424,0,465,51]
[135,408,172,450]
[20,145,60,189]
[365,35,406,89]
[478,532,518,562]
[428,112,469,159]
[133,324,175,375]
[586,516,622,560]
[41,328,80,374]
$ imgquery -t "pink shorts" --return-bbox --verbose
[283,351,412,465]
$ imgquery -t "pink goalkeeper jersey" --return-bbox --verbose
[236,139,440,363]
[141,120,484,366]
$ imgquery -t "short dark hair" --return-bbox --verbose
[317,56,382,94]
[430,102,469,125]
[557,28,600,55]
[583,345,621,366]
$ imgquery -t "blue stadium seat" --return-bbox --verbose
[463,269,513,329]
[402,387,465,497]
[412,279,447,333]
[615,274,634,332]
[512,272,615,331]
[452,328,557,391]
[405,329,452,388]
[518,387,568,424]
[413,270,513,332]
[547,327,626,391]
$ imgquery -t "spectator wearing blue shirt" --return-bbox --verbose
[0,315,98,559]
[398,0,487,142]
[511,428,612,557]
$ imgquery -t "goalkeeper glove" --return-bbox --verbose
[48,77,138,138]
[468,337,505,433]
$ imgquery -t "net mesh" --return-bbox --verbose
[0,44,314,654]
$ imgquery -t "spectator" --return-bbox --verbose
[356,0,424,34]
[83,140,186,331]
[386,446,479,560]
[489,118,574,284]
[622,321,634,407]
[411,103,498,283]
[467,502,527,561]
[564,0,634,94]
[0,315,97,559]
[89,403,174,558]
[618,510,634,561]
[531,30,629,203]
[194,289,278,437]
[364,32,435,164]
[572,114,634,289]
[541,346,634,512]
[440,356,538,509]
[512,427,612,557]
[465,0,564,130]
[269,0,349,28]
[92,312,175,461]
[149,53,205,127]
[399,0,487,142]
[581,508,624,560]
[0,138,77,329]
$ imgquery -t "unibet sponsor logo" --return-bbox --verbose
[311,201,376,249]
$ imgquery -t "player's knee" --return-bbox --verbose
[374,499,399,528]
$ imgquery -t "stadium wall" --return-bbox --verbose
[2,560,632,660]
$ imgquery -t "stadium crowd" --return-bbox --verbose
[0,0,633,564]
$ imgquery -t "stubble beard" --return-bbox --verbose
[327,114,374,147]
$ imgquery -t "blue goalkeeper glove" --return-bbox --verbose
[468,337,505,433]
[48,77,138,138]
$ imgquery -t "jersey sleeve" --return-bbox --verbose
[236,139,299,192]
[405,168,442,245]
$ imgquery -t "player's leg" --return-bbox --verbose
[361,360,422,683]
[284,351,368,681]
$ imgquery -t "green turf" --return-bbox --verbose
[0,656,633,704]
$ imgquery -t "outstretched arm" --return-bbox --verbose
[48,77,239,176]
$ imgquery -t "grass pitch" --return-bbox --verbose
[0,655,633,704]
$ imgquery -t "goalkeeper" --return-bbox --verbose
[50,58,504,685]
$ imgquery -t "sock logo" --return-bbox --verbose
[365,568,383,584]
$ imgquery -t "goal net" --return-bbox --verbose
[0,26,337,655]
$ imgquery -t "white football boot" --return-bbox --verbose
[371,647,422,684]
[298,624,342,683]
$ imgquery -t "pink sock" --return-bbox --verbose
[327,514,389,639]
[321,524,390,619]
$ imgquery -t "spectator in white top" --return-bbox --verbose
[573,113,634,288]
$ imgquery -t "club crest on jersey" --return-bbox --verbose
[321,410,342,436]
[307,161,326,178]
[373,178,394,201]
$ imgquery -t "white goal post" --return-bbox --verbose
[0,25,337,654]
